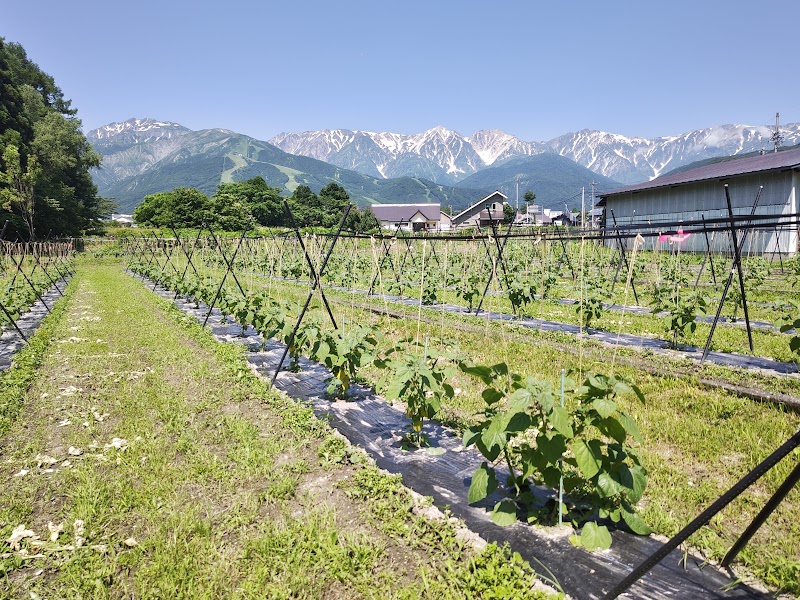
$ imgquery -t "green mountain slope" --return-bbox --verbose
[455,153,621,210]
[91,124,486,213]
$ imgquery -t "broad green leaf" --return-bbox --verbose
[462,425,481,448]
[507,387,532,412]
[491,499,518,526]
[574,439,602,479]
[580,522,612,551]
[492,362,509,376]
[592,396,617,419]
[621,509,652,535]
[549,406,573,438]
[597,416,627,444]
[459,364,494,384]
[616,412,641,443]
[537,433,566,464]
[587,374,607,392]
[597,472,626,497]
[481,387,504,405]
[468,462,498,504]
[506,411,532,434]
[481,411,514,451]
[627,464,648,503]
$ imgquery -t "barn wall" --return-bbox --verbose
[604,170,798,255]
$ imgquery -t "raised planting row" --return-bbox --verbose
[0,258,557,599]
[124,232,800,363]
[129,256,800,596]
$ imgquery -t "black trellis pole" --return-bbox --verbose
[367,237,402,295]
[30,242,63,297]
[7,250,50,314]
[725,185,754,353]
[170,225,203,300]
[270,202,350,386]
[474,219,514,315]
[0,299,27,342]
[283,200,348,330]
[721,460,800,568]
[609,210,639,304]
[694,215,715,289]
[206,228,247,298]
[149,231,181,290]
[554,227,575,280]
[202,230,247,328]
[603,428,800,600]
[701,186,762,362]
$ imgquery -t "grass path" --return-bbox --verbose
[0,262,554,599]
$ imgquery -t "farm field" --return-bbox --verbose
[0,261,554,599]
[117,229,800,597]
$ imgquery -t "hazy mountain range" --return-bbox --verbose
[87,119,618,213]
[270,122,800,185]
[87,118,799,214]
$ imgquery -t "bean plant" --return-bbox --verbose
[376,337,459,447]
[461,362,649,550]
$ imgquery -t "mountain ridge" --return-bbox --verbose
[269,122,800,185]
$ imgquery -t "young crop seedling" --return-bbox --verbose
[577,275,607,330]
[779,299,800,361]
[461,362,649,551]
[375,336,460,447]
[651,284,708,348]
[313,324,381,399]
[508,273,537,316]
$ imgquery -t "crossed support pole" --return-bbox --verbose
[609,210,640,304]
[201,227,248,328]
[701,185,761,362]
[170,226,203,300]
[270,201,351,386]
[367,235,402,296]
[474,213,514,315]
[603,427,800,599]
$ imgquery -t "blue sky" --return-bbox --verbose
[3,0,797,142]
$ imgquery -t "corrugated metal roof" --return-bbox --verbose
[600,146,800,197]
[370,203,440,222]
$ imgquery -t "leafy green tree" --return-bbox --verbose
[0,37,102,238]
[0,144,38,239]
[523,190,535,213]
[134,188,209,228]
[502,203,516,224]
[213,177,285,227]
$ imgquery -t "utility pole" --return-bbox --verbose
[590,181,597,230]
[515,175,519,214]
[772,112,784,153]
[581,187,585,230]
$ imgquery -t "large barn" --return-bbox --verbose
[598,147,800,255]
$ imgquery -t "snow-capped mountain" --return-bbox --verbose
[271,122,800,185]
[271,126,489,185]
[87,118,195,186]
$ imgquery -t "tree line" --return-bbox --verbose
[132,178,380,232]
[0,38,109,239]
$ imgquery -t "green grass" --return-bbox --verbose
[0,260,557,599]
[198,274,800,595]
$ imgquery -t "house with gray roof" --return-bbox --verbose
[452,192,508,229]
[598,147,800,255]
[370,203,442,232]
